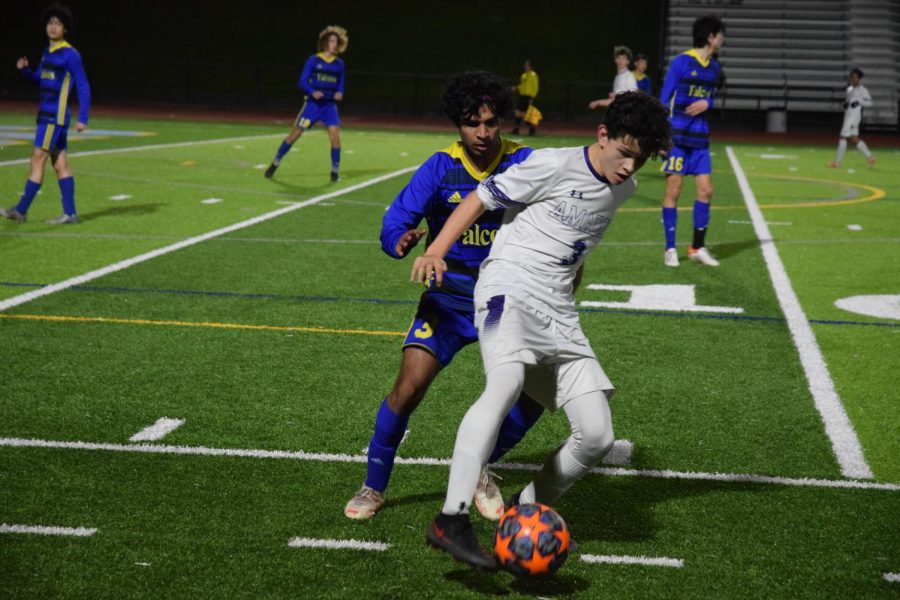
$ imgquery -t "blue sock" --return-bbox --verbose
[16,179,41,214]
[330,147,341,172]
[693,200,710,229]
[59,176,76,215]
[488,396,544,463]
[273,141,293,165]
[364,398,410,492]
[662,206,678,249]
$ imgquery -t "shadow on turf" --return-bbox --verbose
[267,168,395,194]
[710,238,759,260]
[446,567,589,597]
[78,203,164,222]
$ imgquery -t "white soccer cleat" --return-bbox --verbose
[343,485,385,520]
[473,467,504,521]
[664,248,680,267]
[688,246,720,267]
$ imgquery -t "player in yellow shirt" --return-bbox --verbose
[511,60,539,136]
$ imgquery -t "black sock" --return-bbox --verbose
[693,227,707,249]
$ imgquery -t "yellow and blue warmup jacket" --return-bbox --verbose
[659,49,719,149]
[299,53,345,103]
[20,41,91,127]
[381,139,533,308]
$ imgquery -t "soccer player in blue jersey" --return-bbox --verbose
[2,4,91,226]
[264,26,347,182]
[344,72,546,521]
[659,15,724,268]
[633,53,652,95]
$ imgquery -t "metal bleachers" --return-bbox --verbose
[664,0,900,129]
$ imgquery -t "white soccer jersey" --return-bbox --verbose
[612,70,638,95]
[475,146,637,326]
[840,84,873,137]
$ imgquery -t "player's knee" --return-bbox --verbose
[698,184,714,200]
[386,384,425,415]
[576,427,614,463]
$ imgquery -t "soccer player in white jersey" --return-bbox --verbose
[829,68,876,169]
[411,92,672,570]
[588,46,638,110]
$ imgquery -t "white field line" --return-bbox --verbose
[0,133,282,167]
[726,147,872,480]
[2,437,897,492]
[287,537,390,552]
[580,554,684,568]
[884,573,900,583]
[129,417,186,442]
[0,166,417,312]
[0,523,97,537]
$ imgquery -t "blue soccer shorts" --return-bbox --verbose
[294,100,341,130]
[34,123,69,152]
[402,293,478,368]
[661,145,711,176]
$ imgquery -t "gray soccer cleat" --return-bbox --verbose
[46,213,79,225]
[344,485,385,520]
[473,467,504,521]
[0,206,26,223]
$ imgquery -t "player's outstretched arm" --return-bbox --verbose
[410,191,485,286]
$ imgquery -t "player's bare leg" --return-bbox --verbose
[46,149,78,224]
[345,347,441,520]
[2,148,49,223]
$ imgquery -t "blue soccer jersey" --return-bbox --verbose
[635,72,652,95]
[20,41,91,127]
[659,49,719,149]
[298,53,345,103]
[382,138,532,365]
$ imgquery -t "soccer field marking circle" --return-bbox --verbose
[0,523,97,537]
[726,146,873,480]
[580,554,684,568]
[129,417,186,442]
[287,537,390,552]
[2,436,897,492]
[0,165,418,313]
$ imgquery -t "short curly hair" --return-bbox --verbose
[318,25,348,54]
[42,3,73,33]
[602,92,672,160]
[442,71,513,127]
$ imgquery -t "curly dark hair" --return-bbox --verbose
[42,3,73,32]
[602,92,672,160]
[442,71,513,127]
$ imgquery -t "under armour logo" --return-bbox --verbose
[569,190,584,199]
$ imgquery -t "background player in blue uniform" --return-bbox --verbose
[2,4,91,225]
[658,15,724,268]
[344,72,545,521]
[264,26,347,182]
[633,53,652,95]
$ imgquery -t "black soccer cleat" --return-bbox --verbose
[330,171,340,182]
[264,163,277,179]
[426,513,499,571]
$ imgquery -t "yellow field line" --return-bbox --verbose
[620,174,885,212]
[0,313,405,337]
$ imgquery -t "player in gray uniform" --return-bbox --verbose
[412,92,672,570]
[829,68,875,168]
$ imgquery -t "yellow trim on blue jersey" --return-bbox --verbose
[683,48,711,68]
[633,71,646,81]
[57,72,71,125]
[316,52,337,63]
[42,124,56,150]
[440,138,525,182]
[49,41,72,53]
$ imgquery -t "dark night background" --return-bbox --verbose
[0,0,665,121]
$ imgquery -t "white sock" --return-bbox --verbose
[835,139,847,164]
[856,140,872,158]
[520,390,613,506]
[442,362,525,515]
